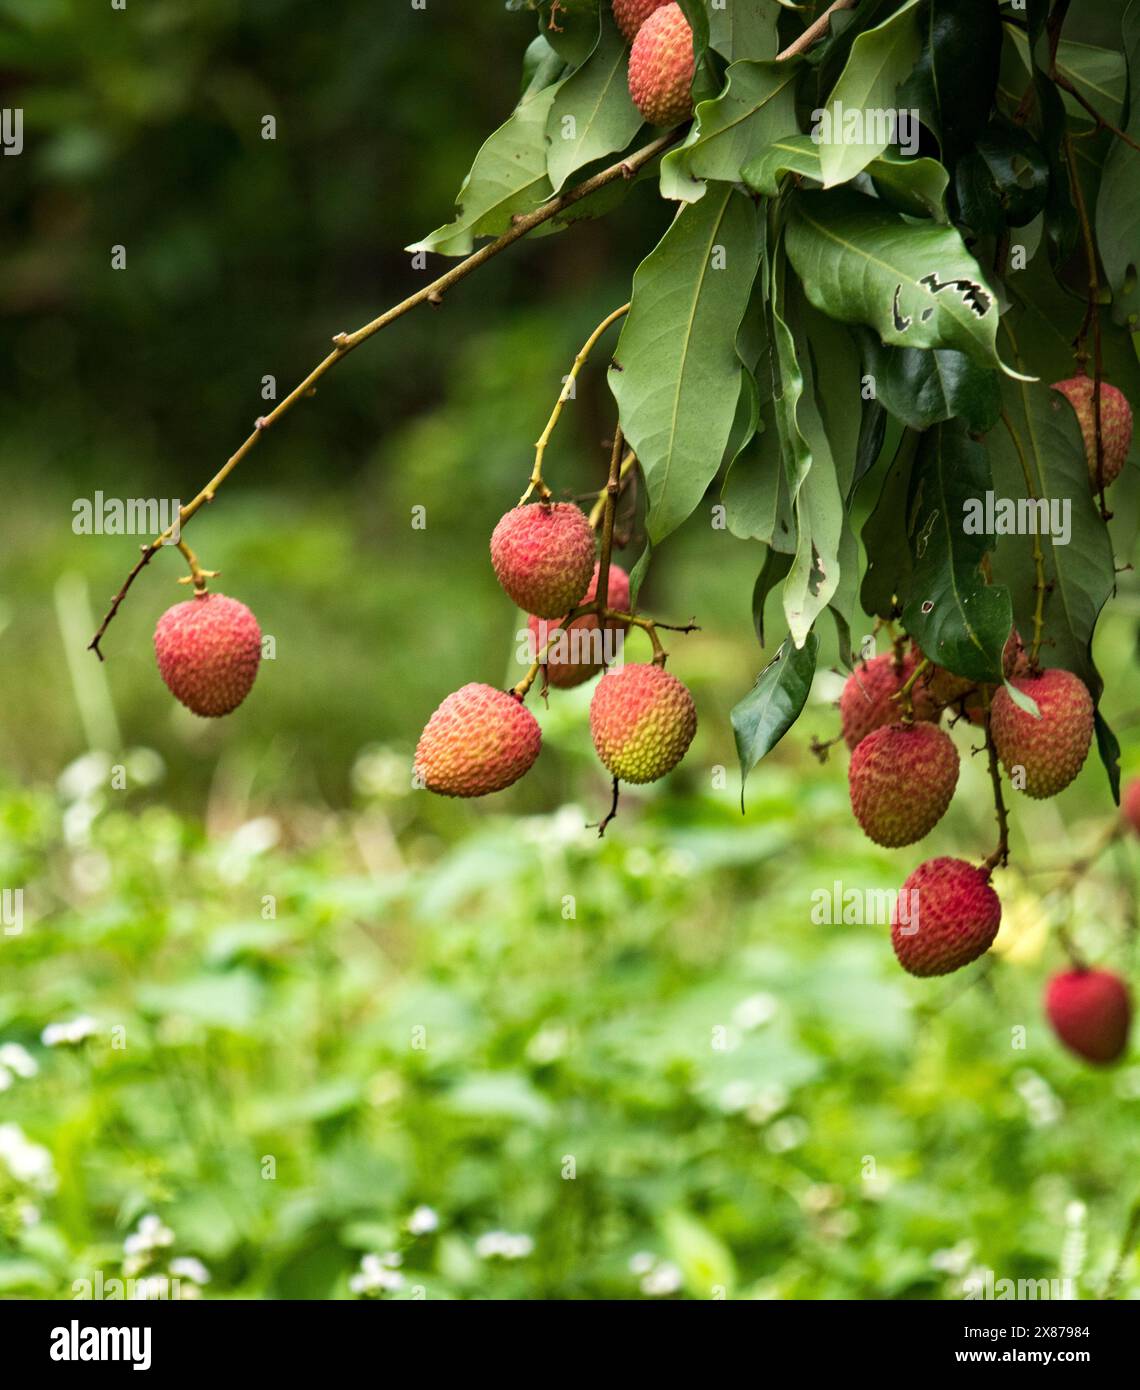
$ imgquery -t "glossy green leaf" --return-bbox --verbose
[731,631,819,803]
[858,332,1001,432]
[1096,0,1140,328]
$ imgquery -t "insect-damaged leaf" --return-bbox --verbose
[784,188,1026,379]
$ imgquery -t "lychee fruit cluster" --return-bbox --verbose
[414,683,541,797]
[1045,968,1132,1064]
[416,497,695,805]
[627,3,695,127]
[1052,375,1133,487]
[590,662,696,783]
[154,592,262,717]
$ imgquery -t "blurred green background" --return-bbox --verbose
[1,0,1139,1300]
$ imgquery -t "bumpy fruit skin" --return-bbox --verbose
[612,0,670,42]
[849,722,959,847]
[490,503,596,620]
[1046,969,1132,1065]
[528,563,630,689]
[415,684,541,797]
[628,3,694,127]
[1123,778,1140,837]
[154,592,261,717]
[891,857,1002,977]
[1052,376,1133,486]
[990,668,1094,799]
[589,663,696,783]
[839,651,937,750]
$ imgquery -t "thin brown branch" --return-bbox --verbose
[979,693,1011,874]
[777,0,858,61]
[87,130,681,658]
[1052,70,1140,153]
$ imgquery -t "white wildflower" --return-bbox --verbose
[407,1205,439,1236]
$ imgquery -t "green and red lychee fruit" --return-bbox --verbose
[612,0,670,42]
[891,857,1002,977]
[1052,375,1133,487]
[849,722,960,847]
[628,3,694,127]
[589,662,696,783]
[839,650,937,750]
[990,668,1094,798]
[1123,778,1140,837]
[528,562,630,689]
[490,502,596,620]
[154,592,262,717]
[415,683,541,797]
[1045,968,1132,1065]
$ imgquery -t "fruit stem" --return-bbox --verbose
[979,689,1011,873]
[999,406,1047,669]
[587,450,637,530]
[776,0,858,60]
[86,131,683,660]
[893,657,929,722]
[520,303,630,506]
[175,541,218,594]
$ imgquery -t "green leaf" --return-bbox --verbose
[815,0,922,188]
[954,118,1050,234]
[743,136,949,221]
[784,187,1023,378]
[857,332,1001,432]
[860,427,917,620]
[770,245,844,647]
[902,0,1002,163]
[546,6,642,192]
[708,0,779,63]
[409,83,558,255]
[660,59,800,202]
[537,1,599,67]
[900,420,1012,683]
[731,632,819,803]
[609,184,762,542]
[1096,0,1140,328]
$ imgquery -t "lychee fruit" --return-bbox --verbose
[1052,375,1133,487]
[612,0,670,42]
[891,857,1002,977]
[1123,778,1140,837]
[154,592,262,717]
[415,684,541,797]
[839,650,938,750]
[1045,968,1132,1064]
[589,662,696,783]
[990,668,1094,799]
[849,722,960,847]
[490,502,596,620]
[628,3,694,128]
[528,562,631,689]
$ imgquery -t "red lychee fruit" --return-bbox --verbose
[612,0,670,42]
[415,684,541,797]
[839,650,938,750]
[891,857,1002,977]
[990,668,1094,799]
[1052,376,1133,487]
[528,562,631,689]
[1045,968,1132,1065]
[849,722,960,847]
[490,503,596,620]
[589,662,696,783]
[1123,778,1140,837]
[154,592,262,717]
[628,3,694,127]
